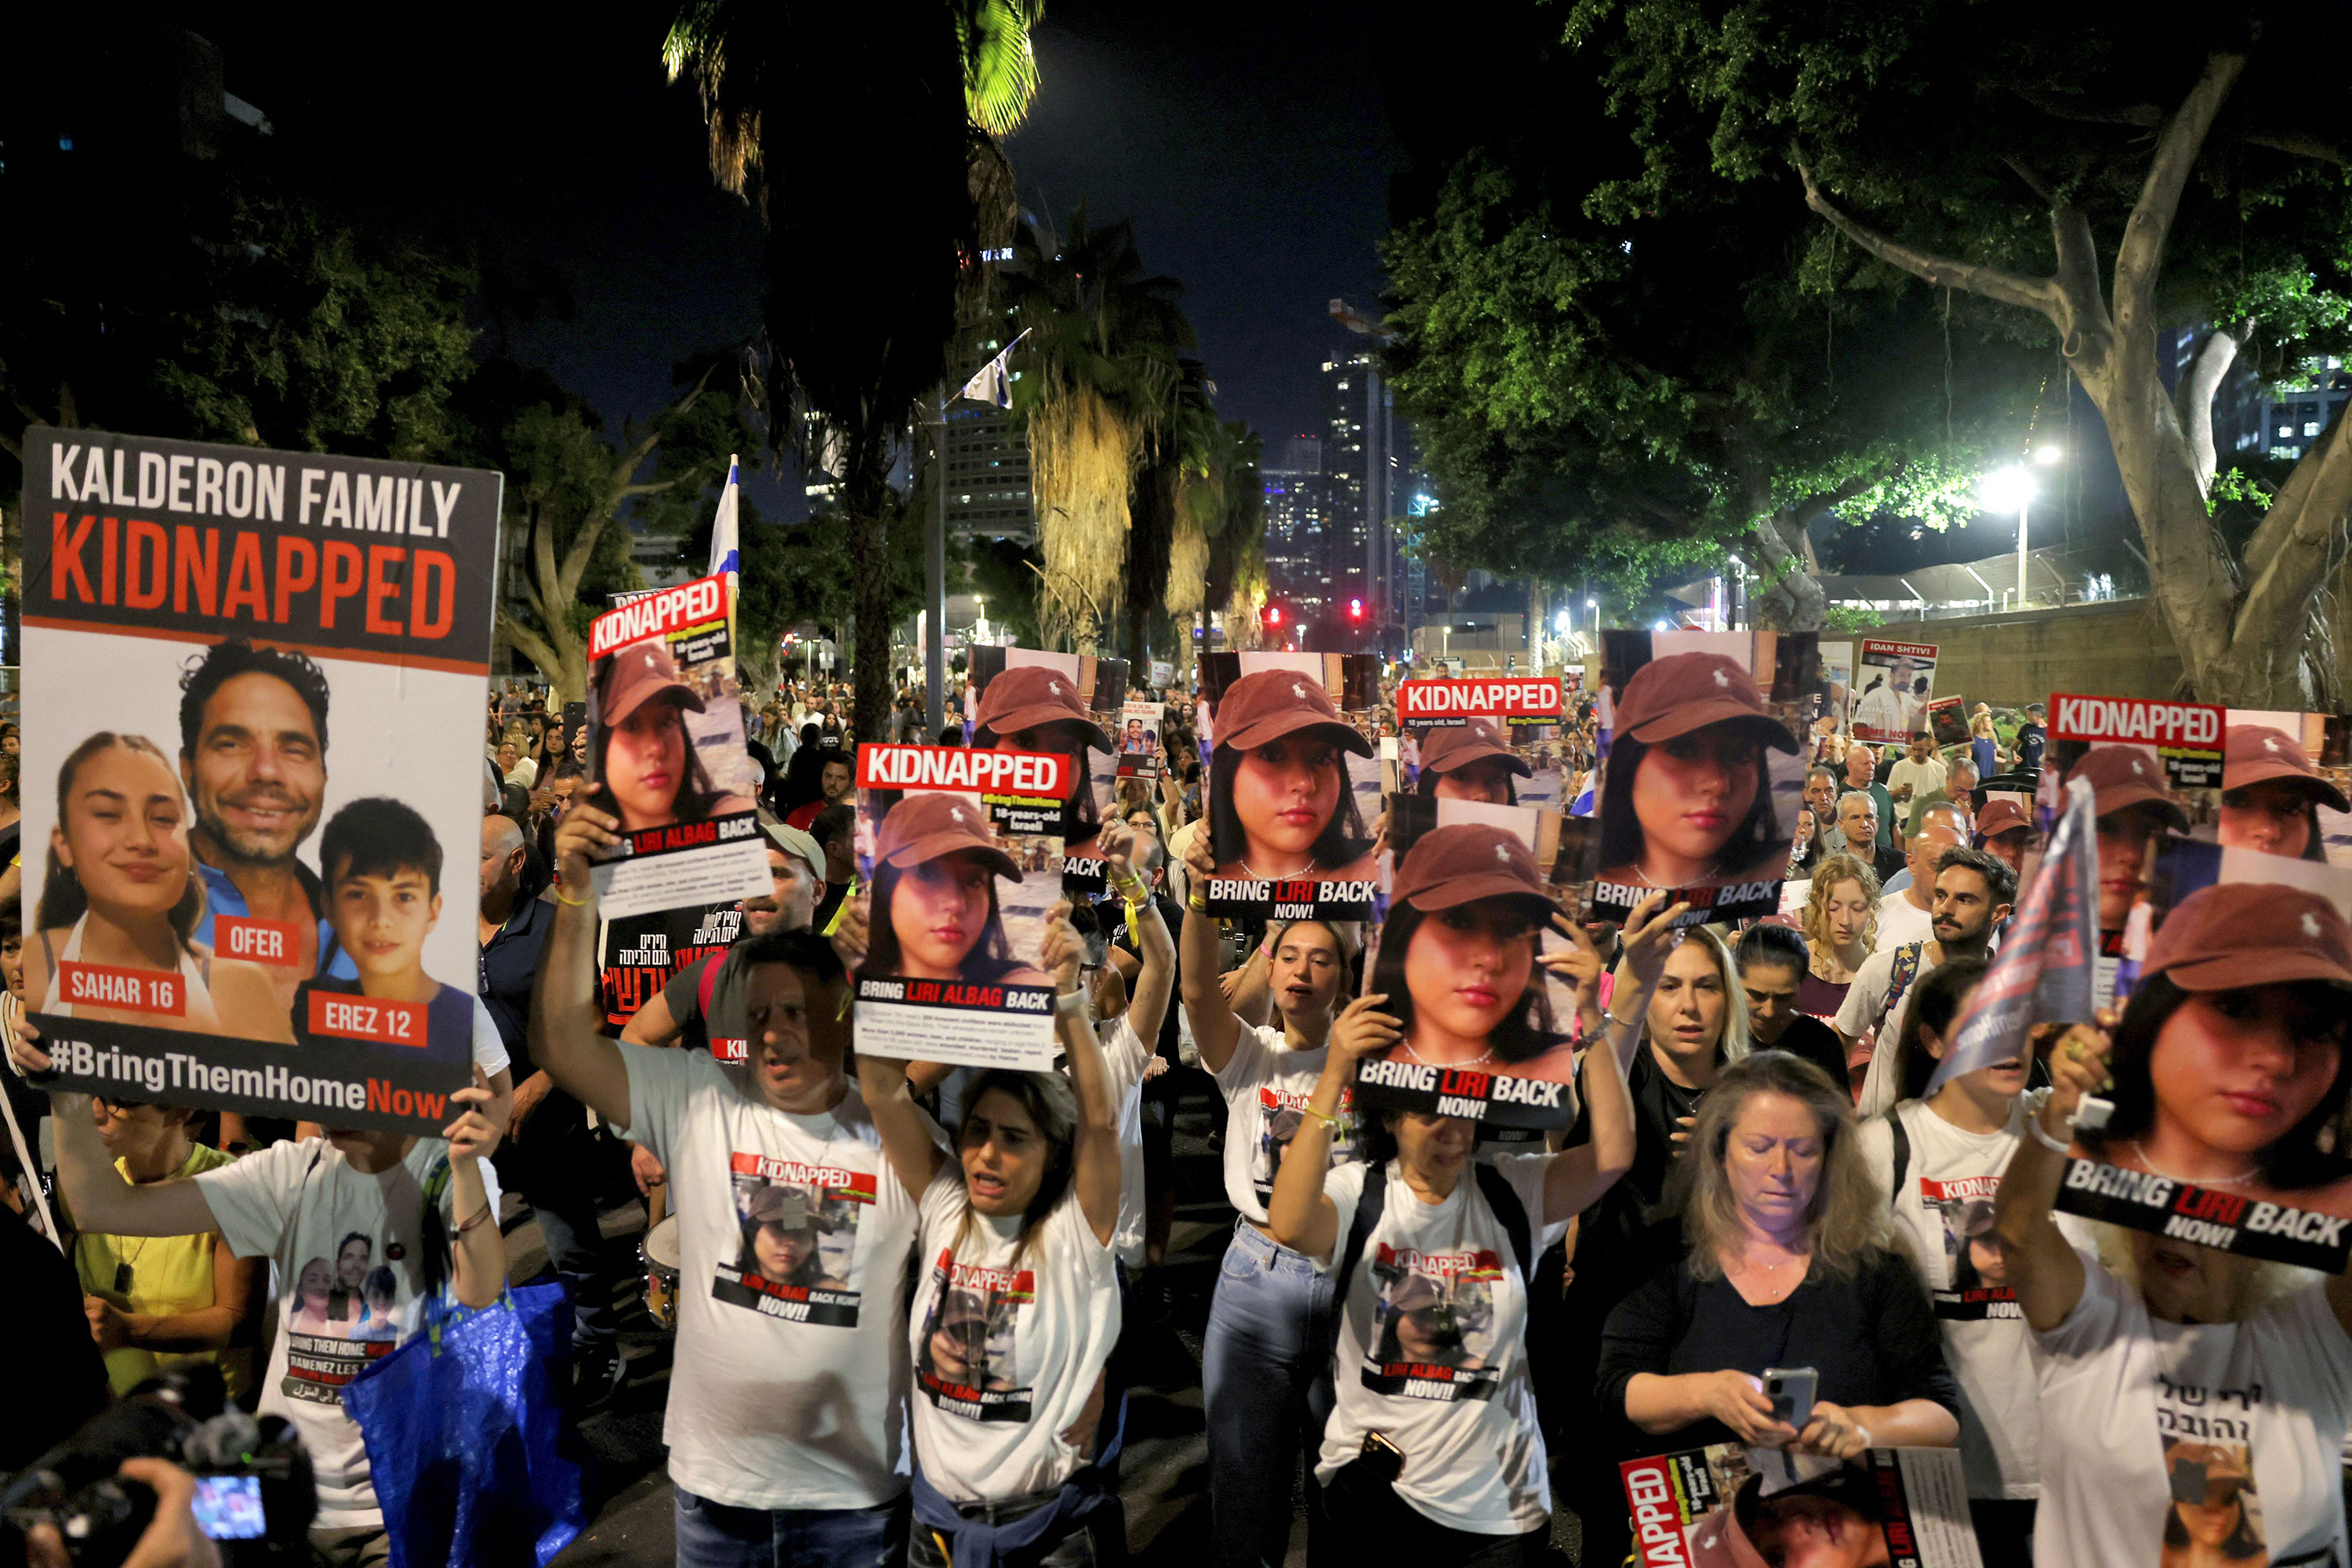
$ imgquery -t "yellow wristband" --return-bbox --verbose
[554,886,590,908]
[1299,1104,1338,1129]
[1188,891,1210,913]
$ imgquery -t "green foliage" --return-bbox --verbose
[1822,604,1887,635]
[970,535,1044,646]
[2209,466,2278,515]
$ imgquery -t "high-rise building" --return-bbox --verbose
[1264,436,1328,616]
[1320,351,1431,641]
[2169,328,2350,466]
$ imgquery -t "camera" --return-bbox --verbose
[2,1367,313,1567]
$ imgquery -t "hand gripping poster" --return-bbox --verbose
[1588,631,1815,927]
[850,743,1065,1069]
[1619,1445,1983,1568]
[1396,675,1569,811]
[1197,650,1384,920]
[21,428,498,1134]
[582,575,770,918]
[966,645,1128,895]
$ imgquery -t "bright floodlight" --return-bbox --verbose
[1554,608,1571,633]
[1979,466,2034,510]
[2034,445,2063,466]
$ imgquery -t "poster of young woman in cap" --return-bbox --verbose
[582,574,768,919]
[1588,631,1814,927]
[1618,1445,1983,1568]
[18,427,499,1134]
[2220,710,2352,866]
[966,646,1129,895]
[848,741,1066,1068]
[710,1151,867,1323]
[2051,840,2352,1271]
[1197,650,1384,920]
[1395,676,1568,811]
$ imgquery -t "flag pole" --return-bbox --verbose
[926,387,947,740]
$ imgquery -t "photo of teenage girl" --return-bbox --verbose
[865,792,1051,987]
[588,641,756,833]
[1596,652,1801,893]
[1206,670,1375,886]
[973,664,1112,857]
[2219,724,2343,862]
[1413,718,1528,805]
[27,733,290,1043]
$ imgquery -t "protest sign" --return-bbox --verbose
[967,645,1128,895]
[22,427,497,1133]
[1116,699,1163,781]
[2050,831,2352,1270]
[1396,676,1570,811]
[1849,637,1938,744]
[1586,630,1814,927]
[1196,651,1383,919]
[1814,640,1853,739]
[1149,659,1174,691]
[1620,1446,1981,1568]
[850,742,1064,1069]
[2223,707,2352,866]
[1353,803,1583,1130]
[598,902,742,1033]
[1926,695,1971,750]
[582,575,768,919]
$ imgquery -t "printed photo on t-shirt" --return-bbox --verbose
[1918,1174,2020,1320]
[915,1250,1034,1422]
[707,1151,873,1326]
[2158,1436,2268,1567]
[1250,1083,1355,1203]
[280,1240,402,1403]
[1359,1243,1502,1402]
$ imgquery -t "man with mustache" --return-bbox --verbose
[1838,845,2016,1098]
[623,821,827,1059]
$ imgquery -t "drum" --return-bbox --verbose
[641,1214,681,1332]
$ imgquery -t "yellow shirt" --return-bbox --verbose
[74,1143,252,1399]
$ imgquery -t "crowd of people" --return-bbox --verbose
[5,661,2352,1568]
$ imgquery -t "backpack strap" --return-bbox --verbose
[1472,1162,1535,1284]
[1882,1107,1911,1210]
[1332,1159,1390,1306]
[698,950,724,1025]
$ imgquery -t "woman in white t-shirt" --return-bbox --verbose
[1262,887,1660,1562]
[857,904,1127,1568]
[1856,955,2053,1559]
[1998,1013,2352,1568]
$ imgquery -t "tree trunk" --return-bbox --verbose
[1746,512,1827,632]
[847,445,897,745]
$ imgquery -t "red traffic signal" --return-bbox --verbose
[1348,597,1364,620]
[1265,605,1283,626]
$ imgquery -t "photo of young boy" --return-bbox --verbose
[290,797,477,1064]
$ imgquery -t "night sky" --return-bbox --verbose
[181,1,1399,512]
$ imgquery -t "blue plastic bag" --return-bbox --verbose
[342,1280,585,1568]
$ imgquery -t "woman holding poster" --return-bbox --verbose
[1595,652,1800,895]
[1206,670,1375,887]
[867,792,1052,988]
[28,733,289,1043]
[590,641,757,833]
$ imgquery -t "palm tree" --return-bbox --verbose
[1124,356,1217,669]
[662,0,1039,739]
[1001,209,1195,651]
[1202,421,1267,653]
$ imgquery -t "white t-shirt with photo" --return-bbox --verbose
[1209,1024,1359,1227]
[2033,1250,2352,1568]
[619,1044,924,1512]
[907,1164,1121,1504]
[195,1135,500,1529]
[1312,1154,1570,1536]
[1857,1095,2045,1500]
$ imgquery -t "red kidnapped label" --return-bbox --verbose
[57,961,185,1017]
[307,990,426,1047]
[2049,693,2224,749]
[1398,678,1563,724]
[713,1036,747,1063]
[855,743,1071,797]
[215,915,303,964]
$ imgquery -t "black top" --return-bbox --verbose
[1566,1043,1703,1305]
[477,893,557,1075]
[1757,1016,1847,1090]
[1596,1246,1960,1454]
[2015,723,2045,770]
[0,1203,109,1468]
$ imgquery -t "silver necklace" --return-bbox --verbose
[1238,856,1313,880]
[1401,1039,1494,1069]
[2131,1141,2259,1189]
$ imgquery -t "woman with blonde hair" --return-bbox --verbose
[1599,1051,1960,1475]
[1798,853,1879,1022]
[1969,710,2003,781]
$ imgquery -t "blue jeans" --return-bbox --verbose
[673,1487,909,1568]
[1202,1221,1335,1568]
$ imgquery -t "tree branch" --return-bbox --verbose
[2234,412,2352,652]
[494,611,565,688]
[2173,325,2245,497]
[2006,85,2161,129]
[1797,166,2062,321]
[2238,128,2346,166]
[2245,405,2352,589]
[2113,54,2246,325]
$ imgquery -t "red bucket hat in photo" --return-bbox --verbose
[2064,745,2190,832]
[600,641,706,728]
[2225,725,2350,811]
[873,792,1022,882]
[1613,652,1799,754]
[1417,717,1530,779]
[2143,881,2352,993]
[1211,670,1374,757]
[1390,823,1553,917]
[975,665,1112,753]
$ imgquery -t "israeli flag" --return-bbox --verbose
[956,330,1029,409]
[709,454,741,599]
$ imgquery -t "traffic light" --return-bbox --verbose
[1265,604,1283,627]
[1348,597,1364,621]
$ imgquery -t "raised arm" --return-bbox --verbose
[1045,906,1123,1246]
[1539,915,1639,1224]
[1102,822,1175,1046]
[1177,826,1243,1073]
[48,1087,219,1240]
[1993,1022,2098,1331]
[852,1045,952,1203]
[529,804,633,1127]
[1268,995,1397,1259]
[442,1065,509,1309]
[620,988,684,1048]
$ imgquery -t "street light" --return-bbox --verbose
[1586,597,1599,638]
[1980,466,2036,610]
